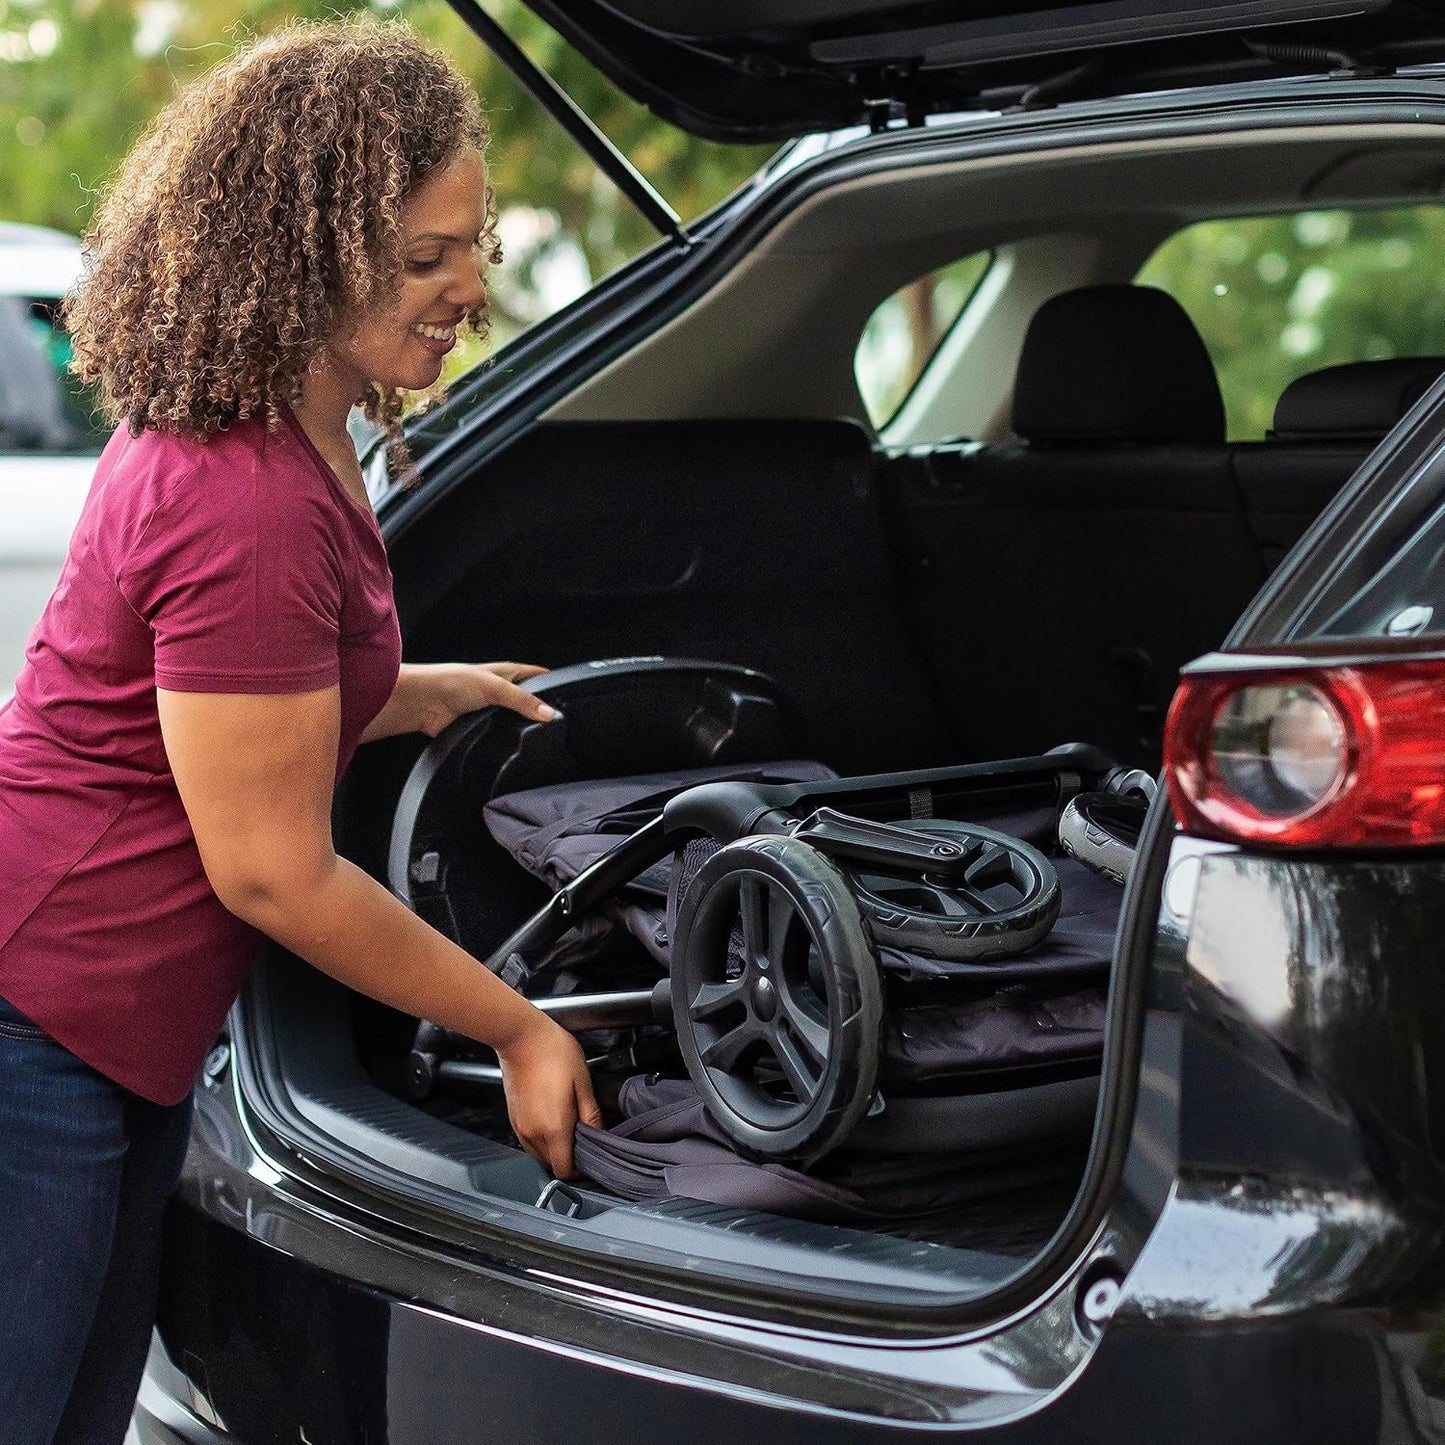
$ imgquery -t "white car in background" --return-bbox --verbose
[0,222,104,688]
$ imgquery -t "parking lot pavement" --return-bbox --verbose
[0,560,61,695]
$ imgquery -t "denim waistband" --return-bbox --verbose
[0,992,50,1039]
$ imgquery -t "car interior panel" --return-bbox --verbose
[547,126,1445,432]
[391,418,960,774]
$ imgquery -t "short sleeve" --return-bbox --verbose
[116,460,344,695]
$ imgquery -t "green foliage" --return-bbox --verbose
[1138,206,1445,439]
[0,0,372,230]
[0,0,770,351]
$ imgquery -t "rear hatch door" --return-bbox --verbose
[496,0,1445,139]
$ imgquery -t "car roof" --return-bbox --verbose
[0,221,81,300]
[508,0,1445,141]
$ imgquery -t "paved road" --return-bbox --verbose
[0,560,60,694]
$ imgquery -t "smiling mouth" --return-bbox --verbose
[411,322,458,342]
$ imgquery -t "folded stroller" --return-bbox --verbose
[392,659,1146,1170]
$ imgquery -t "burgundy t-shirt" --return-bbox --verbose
[0,407,402,1104]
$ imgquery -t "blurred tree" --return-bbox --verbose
[856,250,992,427]
[0,0,771,353]
[1139,206,1445,438]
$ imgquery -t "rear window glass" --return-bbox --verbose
[1138,207,1445,440]
[855,252,992,427]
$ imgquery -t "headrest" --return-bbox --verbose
[1272,358,1445,440]
[1012,285,1225,446]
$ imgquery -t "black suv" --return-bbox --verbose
[137,3,1445,1441]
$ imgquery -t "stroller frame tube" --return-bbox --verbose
[481,816,682,981]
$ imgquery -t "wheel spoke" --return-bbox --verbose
[918,882,979,918]
[768,1023,821,1100]
[688,977,750,1022]
[700,1018,764,1072]
[965,843,1015,892]
[952,884,999,916]
[774,977,830,1065]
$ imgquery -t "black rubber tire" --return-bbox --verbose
[846,820,1061,962]
[671,835,883,1166]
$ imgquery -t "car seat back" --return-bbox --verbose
[389,418,958,775]
[1231,357,1445,570]
[886,284,1264,766]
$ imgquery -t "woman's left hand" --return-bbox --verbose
[362,661,557,743]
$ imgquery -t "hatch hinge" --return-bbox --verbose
[865,97,906,132]
[865,64,928,131]
[449,0,690,249]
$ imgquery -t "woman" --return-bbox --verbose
[0,19,599,1442]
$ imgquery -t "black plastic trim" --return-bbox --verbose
[229,954,1041,1331]
[810,0,1385,68]
[512,0,1434,140]
[1252,386,1445,645]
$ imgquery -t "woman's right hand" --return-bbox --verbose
[157,682,605,1180]
[496,1012,603,1179]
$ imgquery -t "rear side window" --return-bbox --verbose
[1138,207,1445,440]
[855,252,992,427]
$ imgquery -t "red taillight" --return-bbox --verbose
[1164,658,1445,847]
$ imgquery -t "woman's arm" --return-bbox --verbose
[360,661,557,743]
[158,683,600,1178]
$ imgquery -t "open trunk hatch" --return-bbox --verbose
[489,0,1445,139]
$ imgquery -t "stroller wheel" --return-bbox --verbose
[672,835,883,1167]
[838,820,1061,962]
[1058,791,1148,885]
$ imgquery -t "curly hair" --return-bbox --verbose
[64,17,495,446]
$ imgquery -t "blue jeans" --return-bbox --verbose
[0,993,193,1445]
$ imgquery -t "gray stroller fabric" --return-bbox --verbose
[484,759,837,891]
[572,1076,1082,1225]
[483,764,1117,1090]
[882,981,1107,1090]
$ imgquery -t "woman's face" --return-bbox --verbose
[327,146,491,394]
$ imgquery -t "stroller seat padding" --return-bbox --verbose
[882,982,1106,1090]
[486,772,1119,986]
